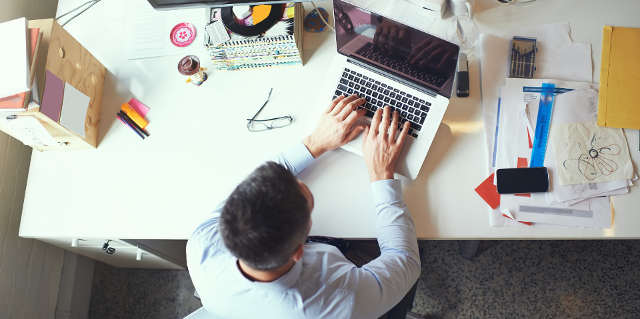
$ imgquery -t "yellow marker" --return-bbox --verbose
[121,103,148,129]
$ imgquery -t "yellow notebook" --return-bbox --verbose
[597,26,640,129]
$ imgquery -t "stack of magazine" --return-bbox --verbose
[205,3,303,71]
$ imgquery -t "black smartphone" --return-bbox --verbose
[496,167,549,194]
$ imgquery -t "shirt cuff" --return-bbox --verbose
[370,179,403,205]
[280,142,316,176]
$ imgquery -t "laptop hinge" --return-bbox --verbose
[347,58,437,97]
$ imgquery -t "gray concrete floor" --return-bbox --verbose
[89,240,640,319]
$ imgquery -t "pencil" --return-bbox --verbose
[119,111,150,136]
[117,113,145,139]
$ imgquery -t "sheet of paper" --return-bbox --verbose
[474,172,500,209]
[5,116,57,147]
[515,196,612,229]
[552,122,634,185]
[60,83,90,138]
[550,179,631,205]
[126,1,206,60]
[0,17,29,98]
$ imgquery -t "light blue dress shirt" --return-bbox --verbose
[186,143,420,319]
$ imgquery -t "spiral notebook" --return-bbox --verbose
[206,3,303,70]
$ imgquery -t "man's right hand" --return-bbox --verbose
[362,106,410,181]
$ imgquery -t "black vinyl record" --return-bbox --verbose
[220,4,285,37]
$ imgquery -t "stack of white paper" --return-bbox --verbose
[0,17,30,98]
[478,23,636,229]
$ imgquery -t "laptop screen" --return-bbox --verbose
[334,0,459,98]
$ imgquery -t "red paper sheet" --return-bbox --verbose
[475,173,500,209]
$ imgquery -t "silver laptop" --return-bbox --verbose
[328,0,459,179]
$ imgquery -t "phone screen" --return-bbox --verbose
[496,167,549,194]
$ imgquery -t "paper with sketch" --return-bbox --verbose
[525,88,635,203]
[552,122,633,185]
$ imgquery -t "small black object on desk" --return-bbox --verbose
[456,52,469,97]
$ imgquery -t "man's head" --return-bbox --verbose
[220,161,313,271]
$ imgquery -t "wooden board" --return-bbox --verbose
[46,21,105,147]
[23,19,106,149]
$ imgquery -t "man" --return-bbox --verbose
[187,94,421,318]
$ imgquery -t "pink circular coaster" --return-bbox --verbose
[170,22,196,47]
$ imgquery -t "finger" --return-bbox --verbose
[370,108,382,136]
[388,110,399,142]
[409,44,427,64]
[395,121,411,147]
[380,106,391,139]
[373,26,381,45]
[338,97,366,121]
[330,94,358,116]
[411,43,438,64]
[326,95,346,113]
[436,53,451,69]
[362,126,370,141]
[398,28,407,39]
[427,47,445,59]
[388,26,397,40]
[345,125,366,142]
[344,107,366,127]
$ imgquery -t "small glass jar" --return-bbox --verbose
[178,55,208,86]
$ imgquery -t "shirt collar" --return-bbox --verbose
[233,257,303,291]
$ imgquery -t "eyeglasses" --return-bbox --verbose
[246,88,293,132]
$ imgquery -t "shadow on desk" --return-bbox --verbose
[98,70,134,144]
[405,123,456,237]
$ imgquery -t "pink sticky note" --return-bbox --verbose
[128,98,149,117]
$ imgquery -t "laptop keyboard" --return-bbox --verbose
[356,43,447,88]
[333,68,432,138]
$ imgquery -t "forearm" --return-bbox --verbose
[371,180,419,258]
[272,142,316,176]
[351,180,420,317]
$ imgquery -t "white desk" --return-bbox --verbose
[19,0,640,240]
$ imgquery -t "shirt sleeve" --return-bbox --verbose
[273,142,316,176]
[349,179,421,318]
[186,142,316,269]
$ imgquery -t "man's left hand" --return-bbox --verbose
[304,95,367,158]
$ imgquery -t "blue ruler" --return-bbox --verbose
[529,83,556,167]
[523,86,573,94]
